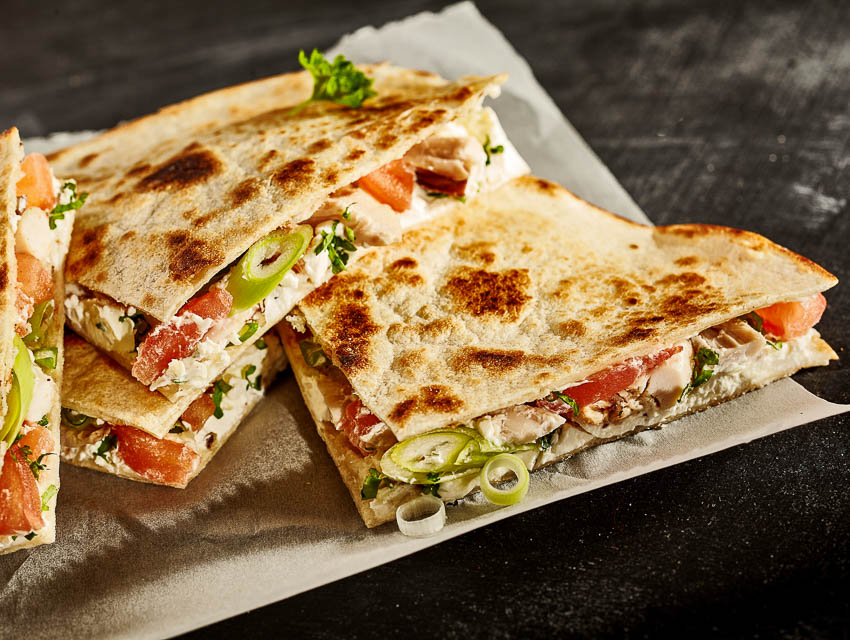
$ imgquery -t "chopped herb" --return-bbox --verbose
[291,49,376,113]
[94,433,118,464]
[299,340,328,368]
[539,433,553,450]
[49,181,88,229]
[483,135,505,166]
[425,191,466,203]
[551,391,580,416]
[360,468,390,500]
[95,322,105,331]
[13,432,23,445]
[255,338,267,350]
[123,312,150,347]
[426,471,442,483]
[314,220,357,274]
[41,485,58,512]
[37,415,49,427]
[33,346,58,370]
[743,310,784,350]
[14,445,53,480]
[679,347,720,402]
[238,321,259,343]
[241,364,262,390]
[422,484,441,498]
[341,204,353,220]
[169,423,186,434]
[211,380,232,419]
[24,532,37,541]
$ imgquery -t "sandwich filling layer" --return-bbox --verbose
[65,105,528,400]
[59,335,282,488]
[286,297,835,514]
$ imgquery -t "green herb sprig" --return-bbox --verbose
[241,364,262,390]
[743,311,783,350]
[291,49,376,114]
[678,347,720,402]
[483,135,504,166]
[41,485,58,512]
[94,434,118,464]
[550,391,580,416]
[49,182,88,229]
[360,468,394,500]
[314,220,357,274]
[212,380,232,419]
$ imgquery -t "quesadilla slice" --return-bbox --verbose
[1,127,81,553]
[59,329,286,488]
[281,175,838,527]
[48,61,528,403]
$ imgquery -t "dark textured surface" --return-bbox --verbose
[2,0,848,637]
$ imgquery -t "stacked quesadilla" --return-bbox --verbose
[1,127,81,553]
[45,62,527,484]
[281,175,838,527]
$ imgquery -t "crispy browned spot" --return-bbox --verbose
[376,133,398,150]
[453,241,496,266]
[558,319,586,338]
[346,148,365,162]
[0,263,7,290]
[80,153,99,167]
[107,192,125,204]
[322,169,338,186]
[142,292,156,308]
[126,162,150,177]
[611,326,656,345]
[551,278,574,299]
[273,158,316,194]
[259,149,279,169]
[534,178,558,194]
[675,256,698,267]
[165,231,223,282]
[325,303,380,373]
[628,243,639,250]
[229,178,260,207]
[389,385,463,424]
[303,272,367,307]
[626,297,638,305]
[307,138,332,154]
[390,257,417,270]
[655,271,706,287]
[349,129,366,139]
[120,230,136,242]
[443,267,531,321]
[67,224,108,278]
[136,149,221,192]
[450,347,525,373]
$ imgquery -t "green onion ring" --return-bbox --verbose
[479,453,530,506]
[396,495,446,537]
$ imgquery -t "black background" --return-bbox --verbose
[2,1,848,637]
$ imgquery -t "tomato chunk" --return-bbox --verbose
[132,288,233,386]
[16,252,53,305]
[180,393,216,431]
[113,425,200,486]
[16,153,56,211]
[755,293,827,340]
[0,446,45,536]
[358,159,414,213]
[18,424,55,460]
[536,346,682,417]
[340,397,382,456]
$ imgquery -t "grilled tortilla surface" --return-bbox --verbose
[296,175,838,442]
[47,65,505,322]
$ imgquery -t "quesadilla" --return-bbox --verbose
[1,127,82,553]
[59,330,286,488]
[280,175,838,527]
[48,61,528,403]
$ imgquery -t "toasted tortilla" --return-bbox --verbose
[48,65,505,322]
[296,175,838,442]
[60,331,287,488]
[1,127,69,553]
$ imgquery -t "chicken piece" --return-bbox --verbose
[404,135,486,181]
[476,404,566,447]
[308,185,402,246]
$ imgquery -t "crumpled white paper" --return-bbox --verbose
[3,4,847,639]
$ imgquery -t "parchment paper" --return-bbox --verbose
[2,4,847,639]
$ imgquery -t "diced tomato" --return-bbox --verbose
[16,252,53,305]
[0,446,45,536]
[340,397,382,456]
[357,159,414,213]
[132,288,233,386]
[112,425,200,486]
[18,424,55,460]
[536,346,683,417]
[16,153,56,211]
[755,293,827,340]
[180,393,216,431]
[414,169,467,197]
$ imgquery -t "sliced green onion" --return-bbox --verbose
[238,322,259,343]
[396,495,446,537]
[299,340,328,367]
[41,484,58,511]
[33,347,58,370]
[227,225,313,312]
[61,408,93,431]
[1,337,35,445]
[390,430,473,473]
[254,339,267,350]
[211,380,232,419]
[479,453,529,506]
[23,300,54,348]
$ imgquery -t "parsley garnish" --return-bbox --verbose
[238,321,259,343]
[314,220,357,274]
[211,380,232,419]
[422,484,441,498]
[241,364,262,390]
[550,391,579,416]
[539,433,553,450]
[24,532,37,541]
[426,471,442,483]
[291,49,376,113]
[169,423,185,434]
[299,340,328,368]
[679,347,720,402]
[361,468,388,500]
[121,312,150,347]
[41,485,58,512]
[743,311,783,350]
[96,322,105,331]
[37,415,49,427]
[341,204,353,220]
[483,135,504,166]
[94,433,117,464]
[254,338,267,350]
[49,181,88,229]
[14,445,53,480]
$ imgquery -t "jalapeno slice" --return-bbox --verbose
[1,337,35,445]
